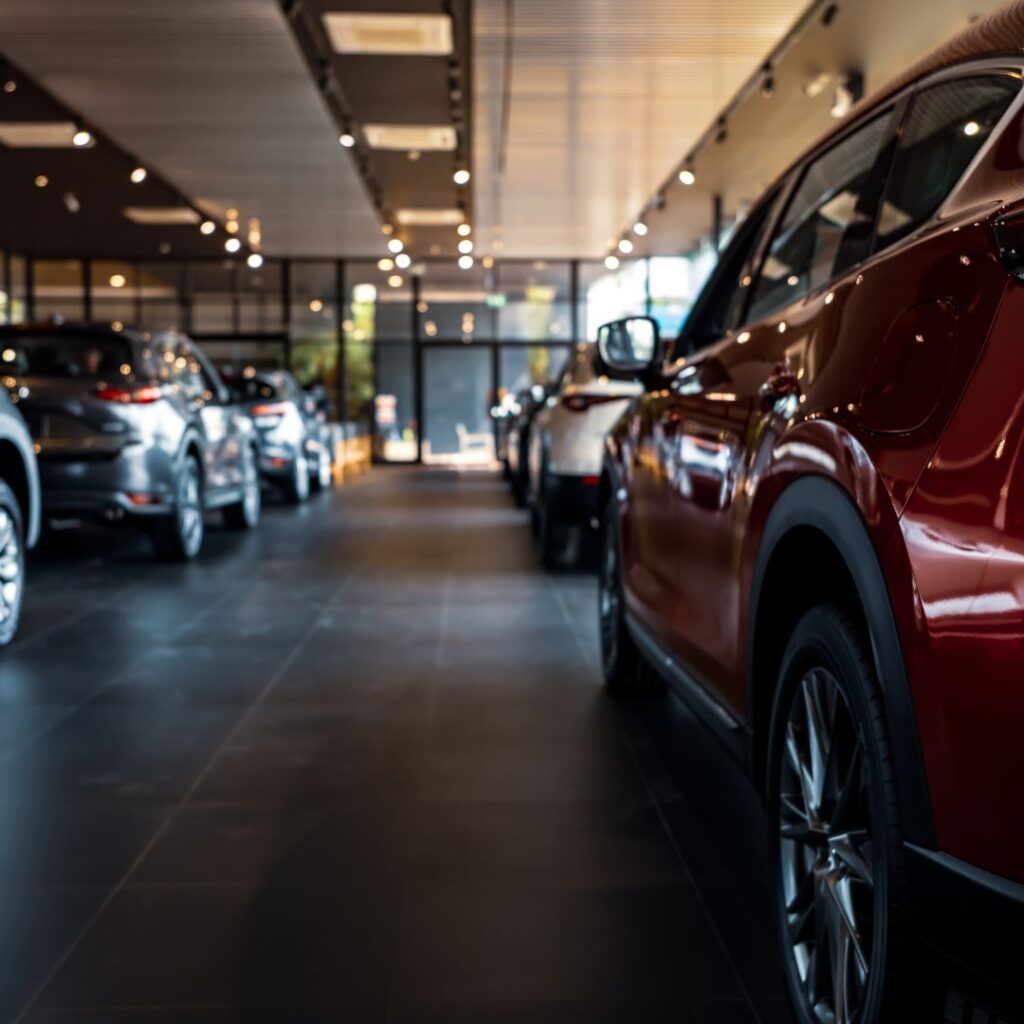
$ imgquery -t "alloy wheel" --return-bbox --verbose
[0,509,22,625]
[778,667,876,1024]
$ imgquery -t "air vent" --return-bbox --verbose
[123,207,201,225]
[0,121,87,147]
[363,125,456,152]
[395,208,465,227]
[322,13,453,55]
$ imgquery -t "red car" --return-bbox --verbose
[597,10,1024,1024]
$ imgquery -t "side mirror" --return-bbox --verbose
[596,316,661,377]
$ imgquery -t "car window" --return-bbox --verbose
[151,337,212,400]
[0,331,134,378]
[746,109,896,323]
[874,75,1020,251]
[675,190,780,357]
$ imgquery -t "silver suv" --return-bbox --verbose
[0,323,261,561]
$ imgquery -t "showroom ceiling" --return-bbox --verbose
[0,0,1007,262]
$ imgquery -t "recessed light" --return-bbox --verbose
[388,274,403,288]
[33,174,48,188]
[482,256,495,269]
[3,81,15,94]
[309,298,324,313]
[457,222,472,237]
[604,255,620,270]
[226,220,239,234]
[363,124,456,151]
[124,207,201,225]
[322,13,453,55]
[339,132,356,148]
[72,129,92,147]
[633,221,648,236]
[387,238,404,253]
[247,253,264,269]
[458,239,473,254]
[109,273,126,288]
[377,258,394,271]
[395,208,463,227]
[458,255,474,270]
[453,168,470,186]
[679,169,696,186]
[618,239,634,254]
[395,253,412,269]
[199,220,216,235]
[224,238,241,253]
[130,166,147,184]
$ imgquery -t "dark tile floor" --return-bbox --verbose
[0,468,794,1023]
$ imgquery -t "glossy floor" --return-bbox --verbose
[0,468,792,1023]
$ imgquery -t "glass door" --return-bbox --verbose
[422,345,495,467]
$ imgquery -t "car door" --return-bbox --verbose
[189,343,247,496]
[628,105,903,712]
[623,192,783,655]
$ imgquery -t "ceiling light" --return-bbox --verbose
[339,131,356,148]
[377,258,394,271]
[381,222,394,236]
[963,120,981,136]
[387,238,404,253]
[618,239,634,254]
[247,253,264,269]
[226,219,239,234]
[363,124,456,151]
[395,253,412,269]
[453,168,471,186]
[130,166,147,184]
[457,222,472,237]
[322,13,453,55]
[679,168,696,186]
[633,221,648,236]
[388,274,403,288]
[458,239,473,254]
[224,238,241,253]
[33,174,48,188]
[200,220,216,235]
[604,255,620,270]
[72,128,92,147]
[109,273,126,288]
[482,256,495,269]
[124,207,200,225]
[0,121,88,147]
[63,192,80,213]
[3,80,15,94]
[310,298,324,312]
[458,255,474,270]
[395,208,463,227]
[226,208,239,220]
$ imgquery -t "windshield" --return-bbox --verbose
[0,332,134,379]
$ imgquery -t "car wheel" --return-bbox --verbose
[309,446,332,493]
[282,452,310,504]
[0,481,26,648]
[598,497,656,694]
[151,453,204,560]
[767,605,914,1024]
[223,444,261,529]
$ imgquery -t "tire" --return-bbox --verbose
[150,453,204,561]
[309,445,332,493]
[223,444,261,530]
[0,480,26,648]
[281,452,310,504]
[598,497,660,694]
[767,604,917,1024]
[537,478,570,570]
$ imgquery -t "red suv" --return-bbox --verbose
[596,12,1024,1024]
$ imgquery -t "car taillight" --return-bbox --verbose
[251,402,290,416]
[96,384,163,404]
[561,394,620,412]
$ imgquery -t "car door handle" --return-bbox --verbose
[759,364,800,405]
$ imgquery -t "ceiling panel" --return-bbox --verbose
[473,0,809,259]
[0,0,385,257]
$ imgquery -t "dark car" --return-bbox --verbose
[221,369,331,502]
[505,383,550,506]
[0,385,40,646]
[596,23,1024,1024]
[0,323,261,560]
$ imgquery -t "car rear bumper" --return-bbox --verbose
[546,472,601,527]
[38,451,175,521]
[907,843,1024,1012]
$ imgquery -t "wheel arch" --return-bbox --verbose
[747,474,935,847]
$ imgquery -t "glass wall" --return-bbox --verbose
[34,259,85,322]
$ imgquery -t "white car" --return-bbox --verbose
[528,343,641,568]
